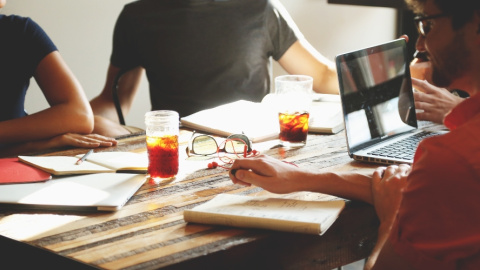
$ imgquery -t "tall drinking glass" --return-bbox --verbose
[275,75,313,148]
[145,110,179,181]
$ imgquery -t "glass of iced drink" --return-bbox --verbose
[145,110,179,181]
[275,75,313,148]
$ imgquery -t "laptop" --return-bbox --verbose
[335,38,443,165]
[0,173,146,211]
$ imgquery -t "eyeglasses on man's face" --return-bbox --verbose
[414,13,450,37]
[186,131,253,157]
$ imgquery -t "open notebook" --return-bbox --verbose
[0,173,146,211]
[18,151,148,175]
[180,95,343,142]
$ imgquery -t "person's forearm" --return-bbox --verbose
[298,39,339,95]
[230,155,373,201]
[313,65,339,95]
[278,40,339,95]
[90,94,122,122]
[0,101,93,144]
[299,170,373,204]
[90,65,143,122]
[0,50,94,144]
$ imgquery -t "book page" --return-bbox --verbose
[180,100,279,142]
[308,99,344,134]
[184,194,345,235]
[75,152,148,172]
[181,97,344,142]
[18,156,113,175]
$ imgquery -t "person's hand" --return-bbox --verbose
[371,164,410,226]
[410,57,430,81]
[412,78,464,124]
[0,133,118,158]
[28,133,117,152]
[366,164,413,270]
[229,154,304,194]
[42,133,118,149]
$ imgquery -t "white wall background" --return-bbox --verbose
[2,0,396,129]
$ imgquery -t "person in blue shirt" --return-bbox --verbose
[0,0,117,157]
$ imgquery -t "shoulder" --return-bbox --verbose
[0,14,36,31]
[264,0,299,36]
[414,133,469,175]
[391,131,480,268]
[115,0,167,26]
[0,15,49,44]
[408,127,480,201]
[420,117,480,167]
[408,125,480,197]
[0,14,29,24]
[121,0,170,15]
[389,116,480,268]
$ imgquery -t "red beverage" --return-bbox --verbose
[146,135,179,179]
[278,112,309,144]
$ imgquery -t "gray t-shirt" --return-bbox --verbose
[111,0,298,117]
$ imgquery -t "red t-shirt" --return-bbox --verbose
[389,93,480,269]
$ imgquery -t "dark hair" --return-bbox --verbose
[405,0,480,29]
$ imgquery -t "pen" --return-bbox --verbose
[75,149,94,165]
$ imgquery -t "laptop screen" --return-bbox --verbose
[336,39,417,153]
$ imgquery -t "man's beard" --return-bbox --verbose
[430,31,470,89]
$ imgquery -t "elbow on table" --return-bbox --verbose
[79,111,95,134]
[66,109,95,134]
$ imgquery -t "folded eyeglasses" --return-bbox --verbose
[186,131,254,156]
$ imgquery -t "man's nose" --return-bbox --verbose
[415,35,427,54]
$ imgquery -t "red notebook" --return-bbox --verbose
[0,158,52,184]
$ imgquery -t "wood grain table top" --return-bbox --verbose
[0,130,379,270]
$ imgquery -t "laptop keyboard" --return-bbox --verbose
[367,131,437,160]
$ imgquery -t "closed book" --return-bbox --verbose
[184,194,345,235]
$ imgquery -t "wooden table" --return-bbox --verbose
[0,130,379,270]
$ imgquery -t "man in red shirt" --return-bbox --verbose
[228,0,480,269]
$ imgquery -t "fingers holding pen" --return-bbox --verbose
[228,154,300,194]
[229,168,253,187]
[229,155,273,186]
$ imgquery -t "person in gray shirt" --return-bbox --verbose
[91,0,339,137]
